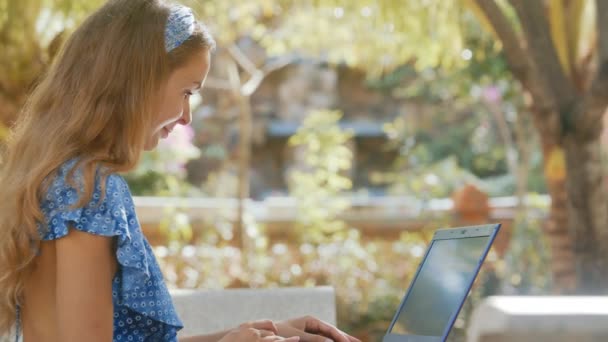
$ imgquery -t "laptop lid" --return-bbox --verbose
[383,224,501,342]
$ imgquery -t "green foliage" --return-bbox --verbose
[154,216,548,341]
[0,0,103,87]
[2,0,546,197]
[184,0,270,45]
[373,154,484,198]
[159,207,195,247]
[369,12,546,196]
[287,110,354,243]
[185,0,468,75]
[262,1,466,74]
[155,228,442,340]
[500,214,552,293]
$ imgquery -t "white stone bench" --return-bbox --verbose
[0,286,336,342]
[171,286,337,338]
[467,296,608,342]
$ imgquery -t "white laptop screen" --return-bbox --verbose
[389,236,490,336]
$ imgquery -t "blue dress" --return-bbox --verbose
[33,159,184,341]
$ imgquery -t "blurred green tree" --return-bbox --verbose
[0,0,103,130]
[287,109,354,243]
[249,0,608,294]
[467,0,608,295]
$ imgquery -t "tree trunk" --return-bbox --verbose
[541,147,576,293]
[564,133,608,293]
[236,93,252,252]
[531,103,577,293]
[540,125,608,294]
[473,0,608,293]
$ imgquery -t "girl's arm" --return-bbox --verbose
[178,330,230,342]
[178,319,280,342]
[56,227,116,341]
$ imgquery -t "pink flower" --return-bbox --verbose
[482,85,501,104]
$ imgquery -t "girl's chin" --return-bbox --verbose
[143,134,160,151]
[143,128,168,150]
[160,128,169,139]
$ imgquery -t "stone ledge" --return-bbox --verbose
[467,296,608,342]
[171,286,336,337]
[133,194,549,224]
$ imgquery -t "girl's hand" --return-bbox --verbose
[276,316,361,342]
[218,320,300,342]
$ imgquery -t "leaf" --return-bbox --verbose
[544,147,567,182]
[0,122,8,140]
[566,0,586,66]
[549,0,572,77]
[461,0,505,47]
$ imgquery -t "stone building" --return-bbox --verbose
[185,46,425,199]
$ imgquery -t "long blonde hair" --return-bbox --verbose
[0,0,215,334]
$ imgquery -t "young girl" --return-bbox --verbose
[0,0,360,341]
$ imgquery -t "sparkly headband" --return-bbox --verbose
[165,5,195,52]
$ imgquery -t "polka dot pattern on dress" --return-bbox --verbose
[38,159,183,341]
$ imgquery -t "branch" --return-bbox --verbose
[475,0,561,142]
[207,57,295,96]
[205,77,233,91]
[226,43,299,96]
[563,0,608,141]
[487,101,518,177]
[596,0,608,63]
[574,66,608,141]
[474,1,527,83]
[573,82,608,141]
[227,44,259,76]
[241,71,264,97]
[226,59,241,92]
[242,54,297,96]
[475,0,553,103]
[509,0,577,110]
[261,54,298,75]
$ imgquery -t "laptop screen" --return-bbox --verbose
[389,236,490,336]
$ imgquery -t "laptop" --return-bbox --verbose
[383,223,501,342]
